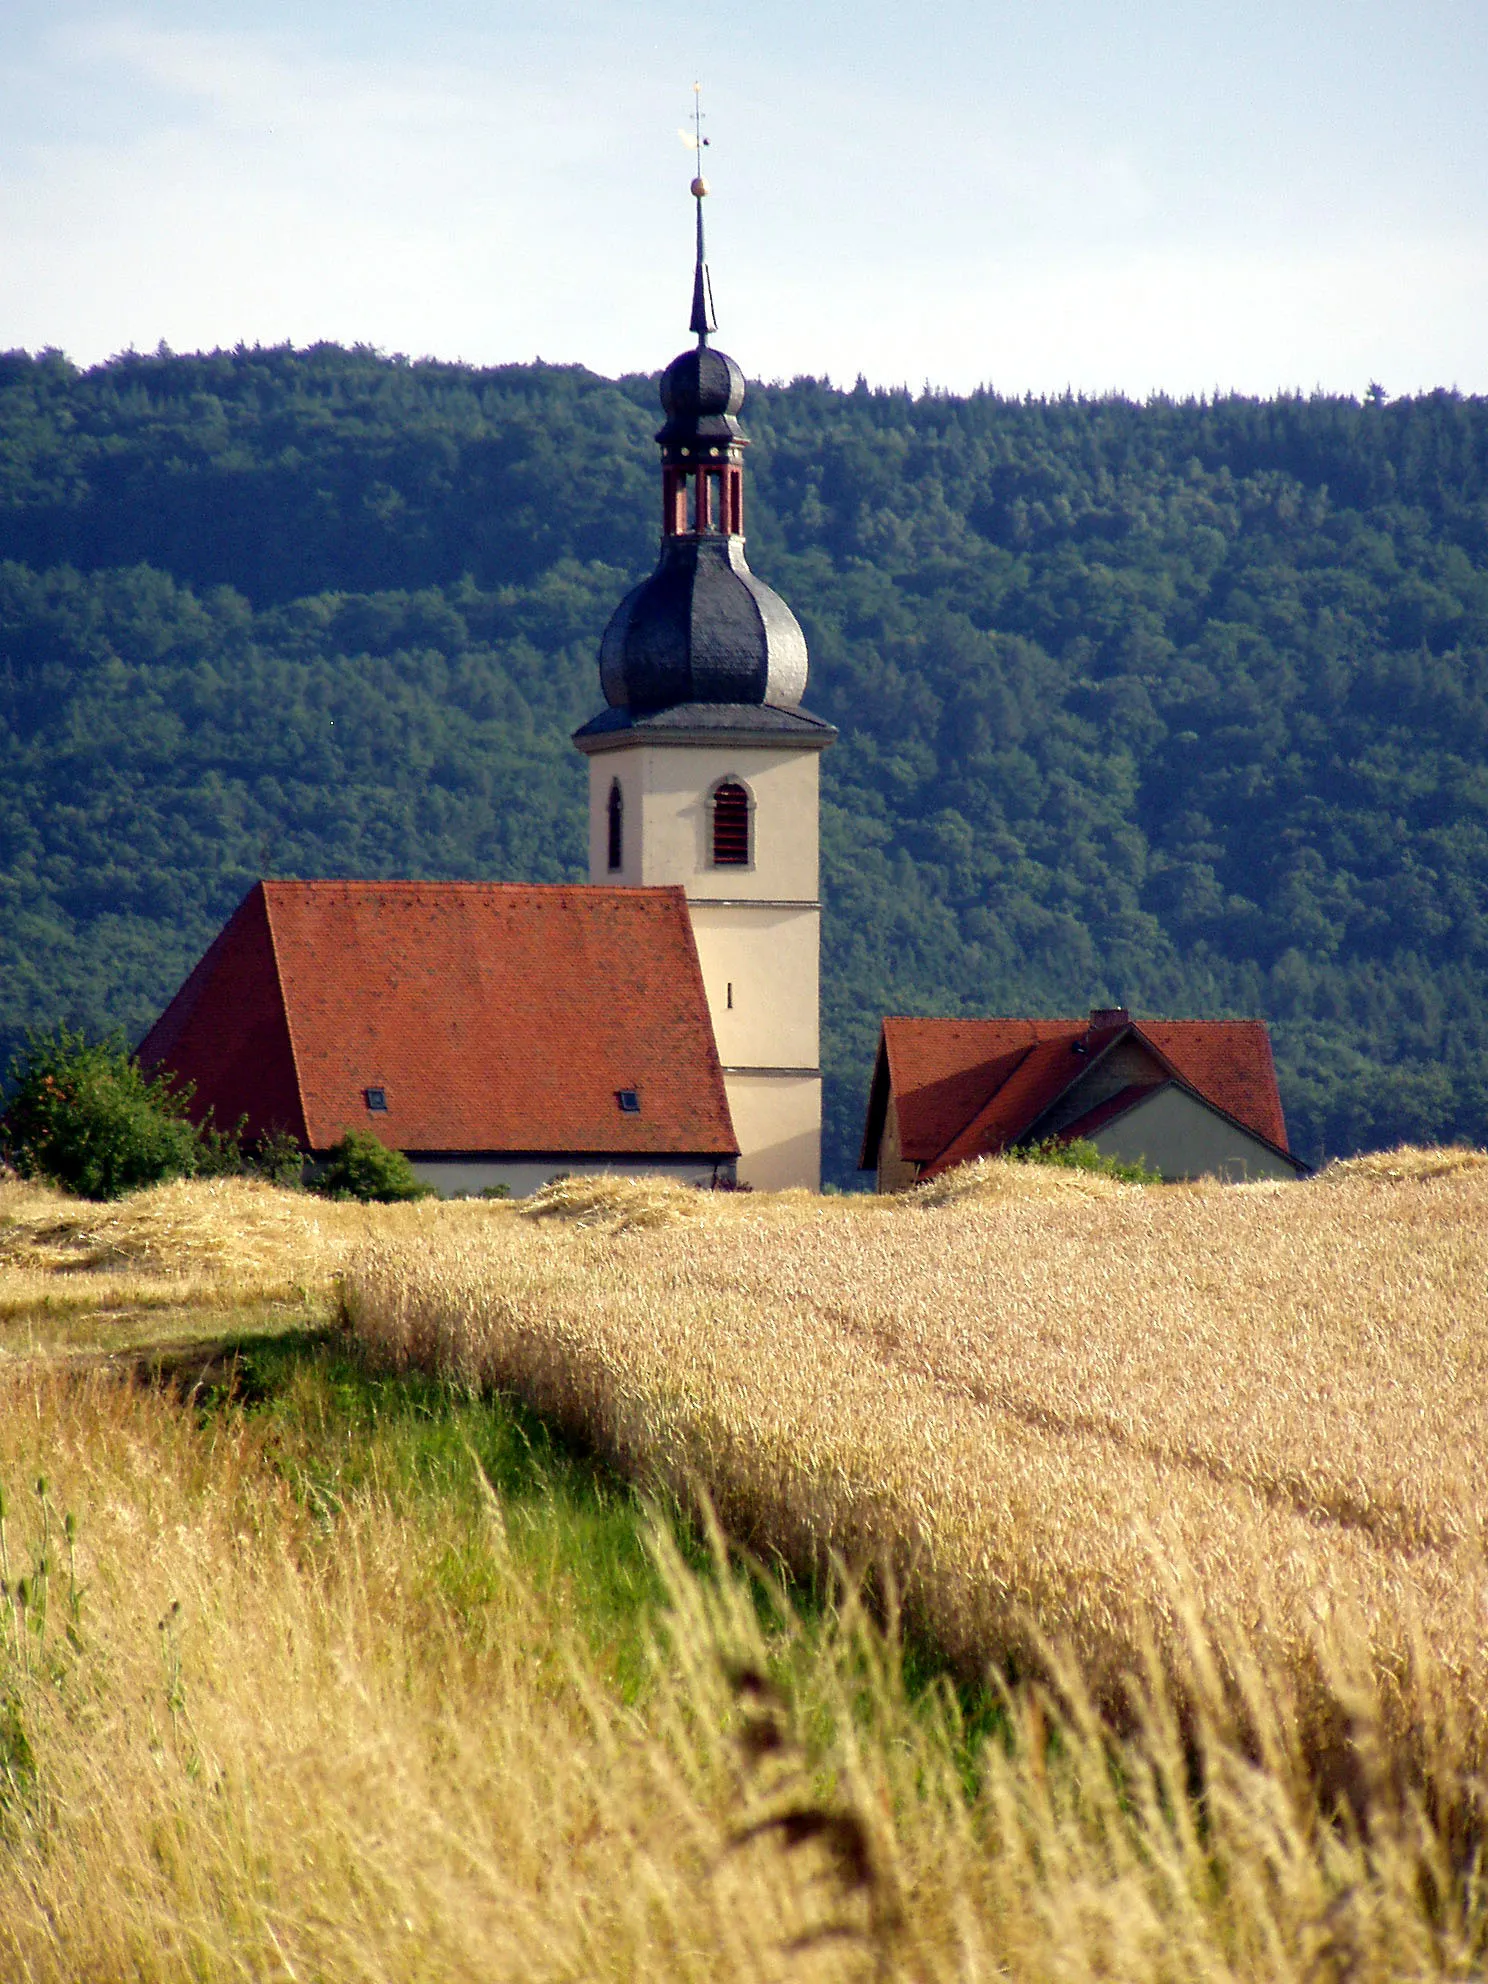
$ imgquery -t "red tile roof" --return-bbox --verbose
[925,1038,1083,1177]
[862,1014,1291,1176]
[139,881,737,1158]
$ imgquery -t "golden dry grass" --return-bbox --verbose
[0,1172,509,1348]
[908,1152,1134,1205]
[0,1367,890,1981]
[0,1354,1480,1982]
[1320,1139,1488,1182]
[2,1156,1487,1976]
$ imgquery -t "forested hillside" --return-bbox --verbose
[4,342,1488,1180]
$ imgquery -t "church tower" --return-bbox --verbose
[573,163,835,1191]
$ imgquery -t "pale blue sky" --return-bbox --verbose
[3,0,1485,395]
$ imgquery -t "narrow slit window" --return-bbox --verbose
[607,779,623,872]
[712,781,750,866]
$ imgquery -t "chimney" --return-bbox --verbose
[1087,1005,1130,1035]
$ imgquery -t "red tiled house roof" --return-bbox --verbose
[139,881,737,1158]
[860,1012,1295,1179]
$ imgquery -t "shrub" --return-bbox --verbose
[1011,1136,1161,1185]
[252,1127,306,1189]
[0,1028,207,1201]
[311,1129,434,1203]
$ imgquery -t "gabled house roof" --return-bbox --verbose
[860,1011,1295,1177]
[139,880,738,1158]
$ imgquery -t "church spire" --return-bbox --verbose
[577,95,822,716]
[686,83,716,345]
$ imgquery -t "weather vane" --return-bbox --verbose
[678,82,717,342]
[679,79,711,194]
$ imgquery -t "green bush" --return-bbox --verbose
[252,1127,306,1190]
[1011,1136,1162,1185]
[311,1129,434,1203]
[0,1027,207,1201]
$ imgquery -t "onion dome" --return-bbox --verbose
[600,535,808,712]
[594,168,811,716]
[657,346,745,446]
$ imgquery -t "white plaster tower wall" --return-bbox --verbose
[582,736,826,1191]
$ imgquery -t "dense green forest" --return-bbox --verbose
[4,342,1488,1180]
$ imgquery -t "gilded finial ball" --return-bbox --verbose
[691,175,710,198]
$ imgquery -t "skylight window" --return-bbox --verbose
[617,1089,641,1114]
[364,1087,388,1112]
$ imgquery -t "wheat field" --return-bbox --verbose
[0,1158,1484,1976]
[348,1158,1488,1806]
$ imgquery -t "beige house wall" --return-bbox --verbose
[724,1073,822,1193]
[585,739,824,1192]
[1088,1085,1301,1182]
[875,1093,919,1194]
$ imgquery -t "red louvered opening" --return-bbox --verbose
[712,783,750,865]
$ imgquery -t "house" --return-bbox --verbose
[137,881,738,1197]
[138,169,833,1196]
[860,1007,1308,1189]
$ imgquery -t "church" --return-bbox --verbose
[138,173,835,1195]
[138,170,1303,1196]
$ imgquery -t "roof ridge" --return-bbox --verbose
[884,1012,1271,1029]
[259,878,684,894]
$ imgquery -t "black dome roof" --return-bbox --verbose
[599,536,808,714]
[657,345,746,445]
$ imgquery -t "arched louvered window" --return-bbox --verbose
[607,780,623,871]
[712,781,750,866]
